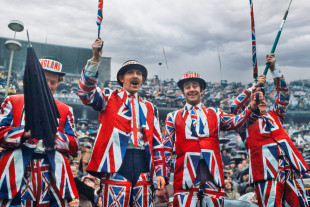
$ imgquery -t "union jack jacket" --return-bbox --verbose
[163,104,259,190]
[0,94,79,200]
[230,75,309,183]
[78,67,167,185]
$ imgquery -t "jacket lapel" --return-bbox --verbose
[117,88,131,111]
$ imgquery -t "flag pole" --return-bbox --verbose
[249,0,258,81]
[263,0,293,75]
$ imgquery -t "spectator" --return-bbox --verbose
[77,142,91,175]
[221,148,231,166]
[224,180,240,199]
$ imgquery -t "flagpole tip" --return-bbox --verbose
[26,30,32,47]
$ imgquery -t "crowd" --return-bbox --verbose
[0,50,310,206]
[1,69,310,112]
[71,115,310,206]
[1,68,310,206]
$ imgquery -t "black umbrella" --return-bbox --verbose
[23,46,60,148]
[237,150,248,156]
[89,130,98,137]
[231,154,243,164]
[219,137,230,144]
[293,129,310,135]
[227,141,237,147]
[80,136,95,144]
[74,178,95,205]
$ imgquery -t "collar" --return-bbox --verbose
[185,102,202,112]
[125,90,138,99]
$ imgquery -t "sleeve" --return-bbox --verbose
[161,112,176,179]
[219,106,260,141]
[152,105,169,179]
[0,96,25,148]
[229,88,252,115]
[271,69,290,122]
[78,59,113,112]
[54,106,79,155]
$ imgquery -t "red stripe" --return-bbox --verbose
[59,163,66,197]
[8,157,17,197]
[79,81,96,92]
[109,145,115,172]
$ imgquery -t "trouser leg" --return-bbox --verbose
[100,149,152,207]
[130,172,154,207]
[173,160,224,207]
[283,177,309,207]
[173,189,199,207]
[255,180,283,207]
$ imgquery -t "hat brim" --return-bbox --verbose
[43,68,65,76]
[117,64,147,86]
[177,77,206,90]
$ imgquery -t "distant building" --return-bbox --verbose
[0,37,111,82]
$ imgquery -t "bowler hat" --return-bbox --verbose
[117,60,147,86]
[177,71,206,91]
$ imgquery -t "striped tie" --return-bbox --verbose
[190,106,198,136]
[129,95,139,146]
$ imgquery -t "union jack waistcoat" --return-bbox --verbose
[0,94,79,200]
[230,76,309,183]
[78,69,167,184]
[163,104,259,190]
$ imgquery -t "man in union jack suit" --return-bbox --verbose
[0,57,79,206]
[230,54,309,207]
[78,39,167,207]
[162,71,261,207]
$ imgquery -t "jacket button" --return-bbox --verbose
[128,121,130,124]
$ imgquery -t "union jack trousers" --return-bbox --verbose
[0,157,67,207]
[99,172,155,207]
[174,180,224,207]
[255,148,308,207]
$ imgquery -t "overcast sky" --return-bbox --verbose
[1,0,309,83]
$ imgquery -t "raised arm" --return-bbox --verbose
[230,88,251,115]
[220,87,262,138]
[230,75,266,115]
[266,54,290,122]
[161,111,176,178]
[78,39,112,112]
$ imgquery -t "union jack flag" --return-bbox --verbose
[249,0,258,80]
[97,0,104,29]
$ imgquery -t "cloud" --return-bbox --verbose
[1,0,309,82]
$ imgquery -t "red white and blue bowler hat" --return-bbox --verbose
[39,56,65,76]
[117,60,148,86]
[177,71,206,90]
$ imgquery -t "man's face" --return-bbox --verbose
[225,182,232,190]
[257,87,267,113]
[44,71,59,95]
[119,69,144,94]
[84,178,95,188]
[72,170,78,178]
[183,81,202,106]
